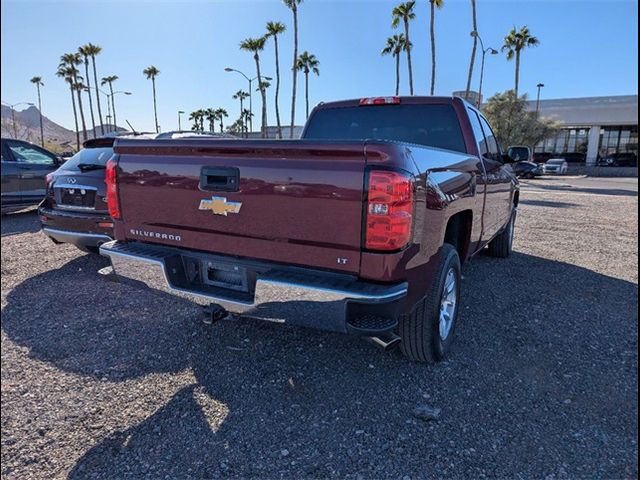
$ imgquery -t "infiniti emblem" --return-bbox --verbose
[67,177,77,184]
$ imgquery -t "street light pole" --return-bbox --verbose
[535,83,545,116]
[225,68,270,134]
[107,91,132,131]
[1,102,34,139]
[470,31,497,108]
[178,110,184,131]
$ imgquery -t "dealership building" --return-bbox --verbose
[529,95,638,165]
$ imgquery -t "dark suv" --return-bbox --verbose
[39,137,115,253]
[1,138,64,213]
[598,152,638,167]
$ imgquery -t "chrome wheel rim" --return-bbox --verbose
[439,268,457,340]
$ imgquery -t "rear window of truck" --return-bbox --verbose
[303,104,467,153]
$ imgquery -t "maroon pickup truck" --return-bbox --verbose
[100,96,519,363]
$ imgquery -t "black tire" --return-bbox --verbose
[398,244,461,363]
[487,209,516,258]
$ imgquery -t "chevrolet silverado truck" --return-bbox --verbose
[100,96,519,363]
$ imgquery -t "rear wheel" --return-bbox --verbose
[398,244,461,363]
[487,209,516,258]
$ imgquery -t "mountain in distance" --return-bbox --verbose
[1,105,127,153]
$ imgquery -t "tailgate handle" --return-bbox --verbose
[200,167,240,192]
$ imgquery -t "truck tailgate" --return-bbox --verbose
[114,140,366,273]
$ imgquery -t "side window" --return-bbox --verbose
[6,141,55,166]
[478,116,501,161]
[467,109,488,157]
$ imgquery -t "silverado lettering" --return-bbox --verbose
[101,96,519,363]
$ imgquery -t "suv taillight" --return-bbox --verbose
[365,170,413,251]
[105,158,120,219]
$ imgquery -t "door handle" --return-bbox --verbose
[199,167,240,192]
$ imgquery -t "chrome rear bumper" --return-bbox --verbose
[99,240,407,335]
[43,227,112,249]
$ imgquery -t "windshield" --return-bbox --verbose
[59,147,114,171]
[303,104,467,153]
[508,147,530,161]
[548,159,565,165]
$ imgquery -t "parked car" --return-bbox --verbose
[512,161,542,179]
[542,158,569,175]
[1,138,64,214]
[598,152,638,167]
[100,96,519,363]
[39,137,115,253]
[507,145,532,162]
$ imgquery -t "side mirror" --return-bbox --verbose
[55,156,66,165]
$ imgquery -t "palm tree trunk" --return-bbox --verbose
[404,18,414,95]
[395,54,400,96]
[430,1,436,95]
[74,77,88,141]
[254,53,267,139]
[109,82,117,131]
[290,5,298,138]
[152,77,159,132]
[219,119,224,132]
[36,84,44,147]
[274,34,282,139]
[305,71,310,118]
[91,56,104,135]
[464,0,478,100]
[239,98,244,137]
[84,61,97,138]
[514,50,520,98]
[69,85,80,150]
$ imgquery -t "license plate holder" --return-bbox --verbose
[201,260,248,292]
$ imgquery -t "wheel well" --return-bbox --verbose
[444,210,472,262]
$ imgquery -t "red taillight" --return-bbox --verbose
[45,173,54,186]
[365,170,413,251]
[105,158,120,219]
[359,96,401,106]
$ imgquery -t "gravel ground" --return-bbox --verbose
[1,181,638,479]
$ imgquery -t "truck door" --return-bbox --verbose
[476,114,515,239]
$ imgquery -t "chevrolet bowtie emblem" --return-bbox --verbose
[199,196,242,216]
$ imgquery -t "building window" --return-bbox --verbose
[598,125,639,158]
[535,126,590,155]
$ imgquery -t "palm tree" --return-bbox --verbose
[143,65,160,132]
[189,111,199,131]
[428,0,443,95]
[56,66,80,150]
[501,26,540,98]
[232,90,249,136]
[295,52,320,119]
[240,37,268,138]
[241,108,253,137]
[464,0,478,101]
[215,108,228,133]
[60,53,87,141]
[84,43,104,135]
[266,21,286,139]
[100,75,119,130]
[381,34,407,96]
[205,108,216,132]
[284,0,302,138]
[391,1,416,95]
[30,76,45,147]
[78,45,97,138]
